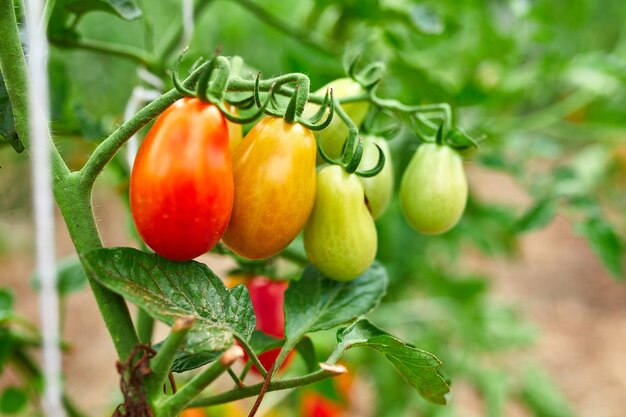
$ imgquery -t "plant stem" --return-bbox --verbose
[158,0,215,65]
[145,317,194,400]
[0,0,30,149]
[158,346,244,416]
[189,368,339,407]
[54,172,140,359]
[229,0,339,56]
[234,334,268,378]
[49,36,156,68]
[136,307,155,344]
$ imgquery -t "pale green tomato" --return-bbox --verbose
[304,165,377,281]
[305,78,369,160]
[400,143,468,235]
[357,136,393,219]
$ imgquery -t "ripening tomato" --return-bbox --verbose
[357,136,394,219]
[224,102,243,152]
[130,98,233,261]
[304,165,377,281]
[305,78,369,161]
[246,277,294,374]
[399,143,467,234]
[223,116,317,259]
[226,275,294,375]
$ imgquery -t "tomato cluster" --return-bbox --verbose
[129,81,468,281]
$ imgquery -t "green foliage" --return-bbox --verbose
[521,367,575,417]
[284,262,387,340]
[0,386,28,415]
[337,319,449,405]
[83,247,256,357]
[0,73,23,153]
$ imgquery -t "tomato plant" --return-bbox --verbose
[4,0,610,416]
[241,276,294,375]
[309,78,370,161]
[304,165,377,281]
[129,98,233,261]
[223,116,317,259]
[399,142,468,235]
[358,135,394,219]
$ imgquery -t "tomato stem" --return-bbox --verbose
[189,366,343,407]
[145,317,195,402]
[158,346,244,416]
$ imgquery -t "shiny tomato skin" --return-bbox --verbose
[227,275,294,375]
[223,116,317,259]
[399,143,467,235]
[303,165,377,281]
[246,277,293,374]
[224,102,243,152]
[130,98,234,261]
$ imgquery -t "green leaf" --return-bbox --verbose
[83,247,256,355]
[521,367,574,417]
[48,0,141,40]
[575,217,624,279]
[337,319,449,405]
[31,256,88,295]
[0,328,15,373]
[0,289,14,321]
[284,262,387,341]
[0,73,24,153]
[295,337,317,373]
[249,330,283,354]
[65,0,142,20]
[152,339,221,374]
[0,386,28,415]
[515,199,557,233]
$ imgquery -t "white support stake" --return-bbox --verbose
[23,0,65,415]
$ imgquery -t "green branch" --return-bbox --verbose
[0,0,30,149]
[49,36,156,68]
[189,365,346,407]
[229,0,340,56]
[158,346,244,416]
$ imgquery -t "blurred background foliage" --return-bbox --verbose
[2,0,626,416]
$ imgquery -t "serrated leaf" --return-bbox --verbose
[515,199,557,233]
[575,217,624,279]
[284,262,387,341]
[295,337,317,373]
[83,247,256,355]
[31,256,87,295]
[337,320,449,405]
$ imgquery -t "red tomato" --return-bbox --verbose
[130,98,233,261]
[222,116,316,259]
[228,275,294,375]
[301,393,344,417]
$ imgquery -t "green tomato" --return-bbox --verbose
[357,136,394,219]
[399,143,468,234]
[307,78,370,160]
[304,165,377,281]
